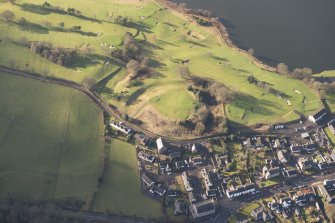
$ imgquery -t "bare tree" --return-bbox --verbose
[248,48,254,56]
[277,63,289,75]
[0,10,15,22]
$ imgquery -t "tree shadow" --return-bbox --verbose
[14,21,49,34]
[231,68,249,73]
[67,54,100,68]
[230,93,283,117]
[186,39,208,48]
[124,21,152,33]
[157,39,179,47]
[93,67,122,91]
[126,87,147,105]
[19,3,102,23]
[162,22,178,28]
[210,55,229,62]
[20,3,51,15]
[148,58,166,68]
[141,41,163,50]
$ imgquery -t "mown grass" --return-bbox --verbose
[0,0,323,124]
[0,72,104,208]
[324,127,335,145]
[91,138,163,219]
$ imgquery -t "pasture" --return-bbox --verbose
[0,0,323,127]
[0,72,105,208]
[91,138,163,219]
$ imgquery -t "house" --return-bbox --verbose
[150,184,166,196]
[295,208,301,217]
[156,137,167,153]
[282,209,290,219]
[174,200,186,215]
[294,195,307,207]
[175,160,186,170]
[280,197,292,208]
[110,121,132,135]
[159,161,172,174]
[319,179,335,204]
[226,184,256,199]
[243,138,252,148]
[297,157,314,170]
[192,156,204,166]
[301,132,310,139]
[166,189,181,197]
[135,134,149,146]
[277,151,287,164]
[169,151,182,159]
[255,137,264,148]
[200,168,215,196]
[274,139,284,149]
[181,172,193,192]
[251,206,273,222]
[191,144,198,153]
[317,161,335,171]
[188,191,197,203]
[138,151,155,163]
[328,120,335,135]
[215,154,228,168]
[141,173,155,187]
[290,144,302,153]
[283,168,298,178]
[262,166,281,180]
[308,108,328,124]
[304,142,316,153]
[191,199,216,219]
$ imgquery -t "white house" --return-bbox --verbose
[156,137,167,153]
[181,172,193,192]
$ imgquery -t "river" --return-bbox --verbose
[170,0,335,73]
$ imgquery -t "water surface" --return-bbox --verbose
[171,0,335,72]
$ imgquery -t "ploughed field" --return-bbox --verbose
[0,0,323,132]
[0,72,105,208]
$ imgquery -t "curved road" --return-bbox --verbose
[0,65,227,145]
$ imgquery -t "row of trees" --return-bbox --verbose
[277,63,313,79]
[177,3,213,18]
[0,199,87,223]
[30,41,78,66]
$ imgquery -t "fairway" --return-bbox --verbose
[92,138,163,219]
[0,72,104,208]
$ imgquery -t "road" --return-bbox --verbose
[0,65,227,145]
[214,172,335,223]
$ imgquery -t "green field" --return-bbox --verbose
[0,72,104,207]
[0,0,323,127]
[324,127,335,145]
[91,138,163,219]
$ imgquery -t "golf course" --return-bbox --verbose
[0,0,328,137]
